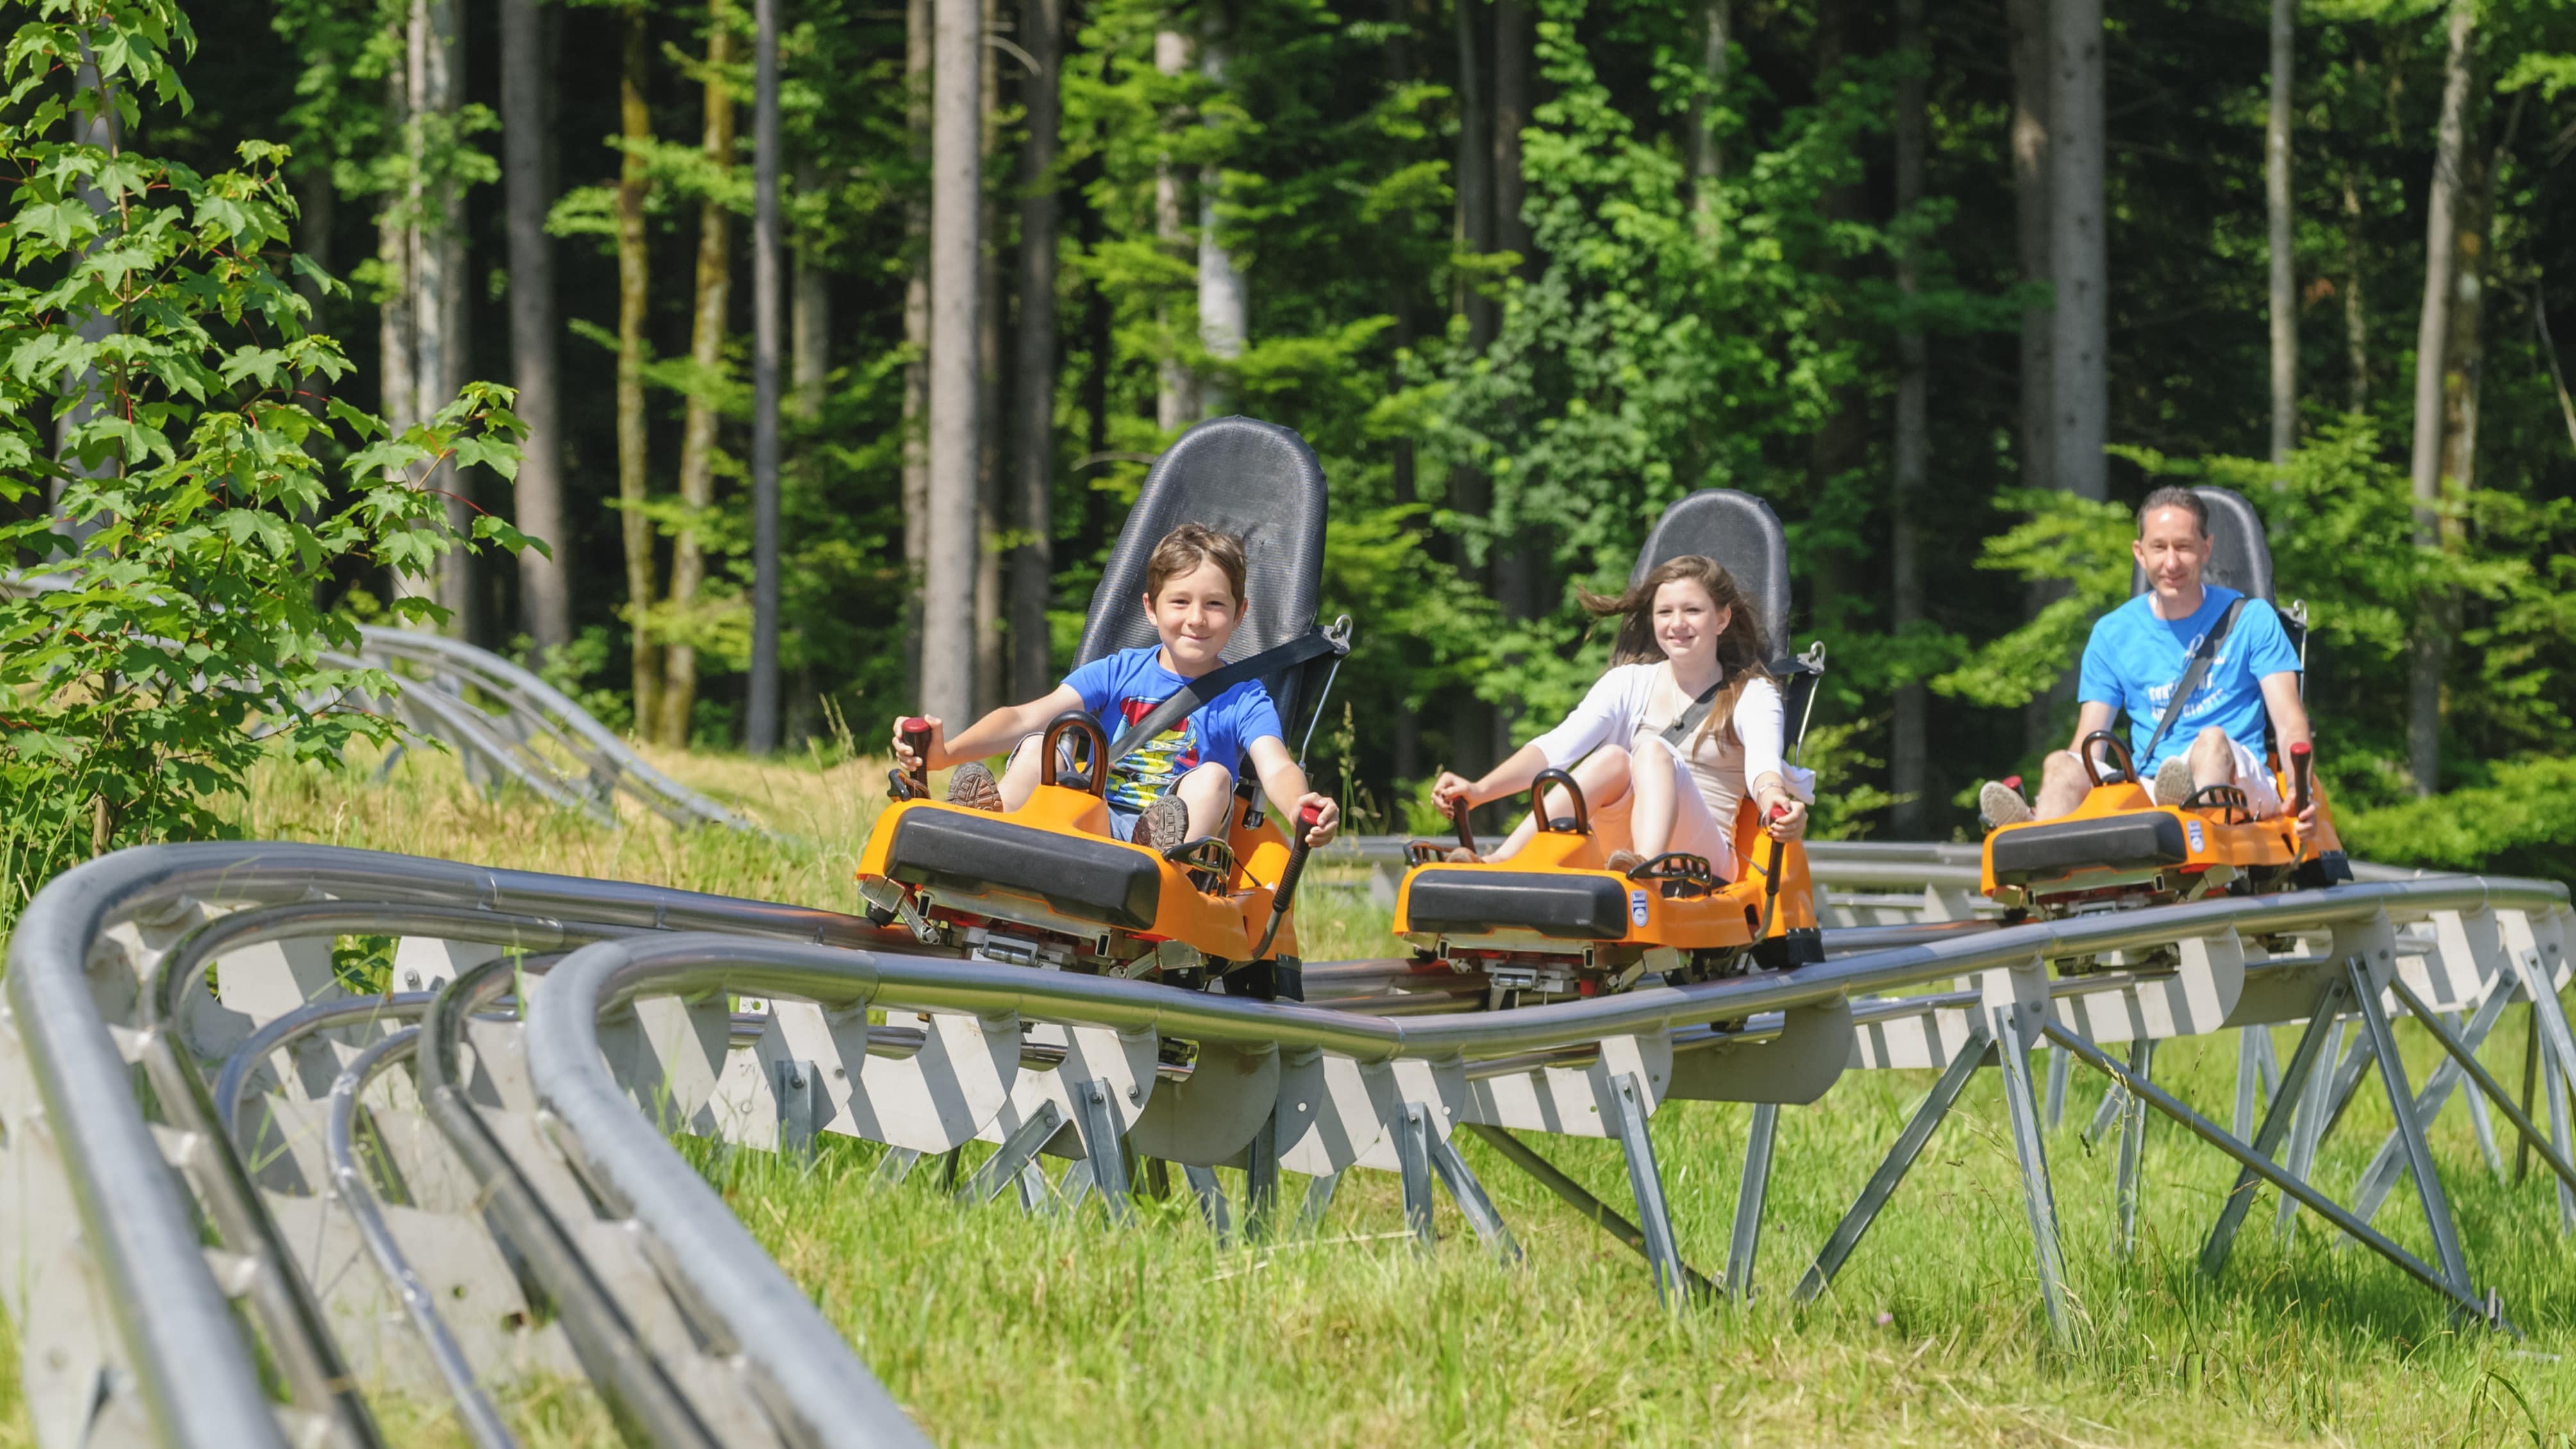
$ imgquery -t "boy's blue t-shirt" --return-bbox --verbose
[2078,585,2302,774]
[1061,645,1285,812]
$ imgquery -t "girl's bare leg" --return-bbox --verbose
[1629,737,1682,859]
[1487,748,1634,860]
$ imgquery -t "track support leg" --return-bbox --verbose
[1995,1009,2072,1347]
[1462,1123,1715,1298]
[875,1146,922,1185]
[1182,1165,1232,1242]
[1245,1108,1281,1242]
[2275,1019,2346,1244]
[2448,1012,2504,1177]
[1296,1172,1339,1232]
[960,1100,1064,1205]
[1727,1102,1778,1302]
[2382,975,2576,1210]
[2044,1039,2071,1132]
[1609,1073,1687,1308]
[2200,978,2347,1278]
[2348,957,2475,1302]
[1394,1102,1437,1251]
[1426,1132,1519,1263]
[2115,1037,2154,1257]
[2507,941,2576,1233]
[1796,1025,1991,1303]
[1070,1077,1133,1225]
[2348,982,2516,1228]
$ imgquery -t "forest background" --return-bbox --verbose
[17,0,2576,878]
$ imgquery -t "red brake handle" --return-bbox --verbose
[1298,802,1326,829]
[2289,741,2313,815]
[898,716,932,783]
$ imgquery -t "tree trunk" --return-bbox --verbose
[2010,0,2054,754]
[1446,0,1495,777]
[1688,0,1731,229]
[902,0,932,698]
[2266,0,2295,469]
[1010,0,1063,700]
[409,0,474,639]
[2343,170,2368,412]
[658,0,738,748]
[791,159,831,419]
[503,0,571,657]
[1198,37,1245,415]
[53,57,121,550]
[2048,0,2107,502]
[748,0,783,753]
[376,60,416,465]
[2404,0,2475,798]
[293,163,335,414]
[974,0,1005,714]
[1154,29,1197,431]
[1490,0,1529,268]
[1890,0,1928,836]
[1805,0,1865,635]
[920,0,985,730]
[616,7,661,735]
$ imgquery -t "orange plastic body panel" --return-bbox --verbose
[1978,766,2339,904]
[854,782,1300,961]
[1391,797,1816,950]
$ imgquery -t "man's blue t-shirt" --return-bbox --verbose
[2078,585,2302,774]
[1060,645,1285,813]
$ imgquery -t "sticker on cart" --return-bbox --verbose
[2186,819,2206,852]
[1629,889,1650,926]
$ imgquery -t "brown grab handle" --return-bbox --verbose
[2079,729,2138,789]
[1529,768,1591,835]
[1039,711,1111,797]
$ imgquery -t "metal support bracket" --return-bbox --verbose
[958,1100,1064,1205]
[1797,1024,1991,1303]
[1071,1077,1133,1225]
[1727,1102,1779,1302]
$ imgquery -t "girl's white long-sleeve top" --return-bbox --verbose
[1522,662,1809,825]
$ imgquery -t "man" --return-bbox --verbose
[1982,487,2322,832]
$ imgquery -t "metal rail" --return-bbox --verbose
[3,840,2566,1446]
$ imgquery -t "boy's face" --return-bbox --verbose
[1142,559,1241,671]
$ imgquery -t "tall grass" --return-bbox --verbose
[4,745,2569,1446]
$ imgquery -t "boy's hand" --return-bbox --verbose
[1294,793,1341,848]
[891,716,944,773]
[1430,771,1476,816]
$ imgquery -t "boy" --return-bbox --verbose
[1983,485,2324,833]
[891,523,1341,851]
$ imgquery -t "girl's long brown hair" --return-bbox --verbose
[1576,555,1773,748]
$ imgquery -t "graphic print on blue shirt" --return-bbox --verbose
[1059,644,1286,814]
[2077,585,2302,774]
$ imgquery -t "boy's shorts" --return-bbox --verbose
[1105,805,1143,841]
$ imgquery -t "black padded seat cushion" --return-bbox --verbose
[1989,813,2191,886]
[1631,490,1794,657]
[1407,870,1632,941]
[1075,417,1329,726]
[2130,485,2274,603]
[887,809,1162,931]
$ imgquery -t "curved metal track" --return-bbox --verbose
[0,841,2566,1445]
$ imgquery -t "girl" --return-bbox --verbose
[1431,556,1809,878]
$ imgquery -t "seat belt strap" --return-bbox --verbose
[2137,596,2248,768]
[1102,629,1342,767]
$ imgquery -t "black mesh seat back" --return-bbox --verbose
[2129,485,2275,603]
[1074,417,1329,726]
[1630,490,1794,656]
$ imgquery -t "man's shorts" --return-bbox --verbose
[2221,736,2287,818]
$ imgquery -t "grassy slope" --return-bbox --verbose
[7,747,2572,1446]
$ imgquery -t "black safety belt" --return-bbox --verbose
[1102,629,1344,766]
[2136,595,2248,769]
[1659,675,1728,749]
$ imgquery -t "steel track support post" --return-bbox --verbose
[2317,1025,2378,1146]
[1726,1101,1779,1302]
[1995,1010,2073,1347]
[1245,1107,1281,1242]
[1296,1171,1340,1232]
[2446,1012,2504,1177]
[1394,1102,1437,1251]
[2045,1021,2509,1330]
[2347,956,2475,1301]
[1609,1074,1687,1308]
[1015,1157,1051,1214]
[2507,942,2576,1232]
[2045,1039,2071,1131]
[2516,1008,2538,1185]
[2384,975,2576,1205]
[2275,1019,2345,1243]
[876,1146,923,1185]
[2083,1078,2127,1148]
[2115,1037,2154,1257]
[1426,1132,1519,1263]
[1071,1078,1133,1225]
[2348,980,2516,1227]
[773,1057,818,1162]
[2200,978,2346,1278]
[1459,1124,1716,1296]
[1182,1165,1232,1243]
[2232,1029,2263,1139]
[1796,1026,1991,1303]
[960,1100,1063,1205]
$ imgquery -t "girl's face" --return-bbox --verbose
[1652,579,1729,670]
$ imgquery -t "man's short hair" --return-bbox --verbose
[2137,485,2209,537]
[1144,523,1249,605]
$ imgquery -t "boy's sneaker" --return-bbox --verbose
[2154,757,2196,808]
[1133,794,1191,853]
[1978,780,2034,828]
[946,762,1003,812]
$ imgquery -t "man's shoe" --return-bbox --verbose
[1605,849,1644,874]
[946,762,1003,812]
[1441,846,1484,864]
[1133,794,1191,853]
[2154,757,2196,808]
[1979,780,2034,828]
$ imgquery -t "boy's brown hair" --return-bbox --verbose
[1143,523,1248,605]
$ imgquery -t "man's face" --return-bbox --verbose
[1142,559,1241,672]
[2132,505,2209,604]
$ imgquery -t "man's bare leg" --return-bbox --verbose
[2185,726,2236,794]
[2031,750,2092,821]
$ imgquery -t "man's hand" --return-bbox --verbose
[891,717,946,773]
[1430,771,1476,816]
[1756,786,1807,841]
[1294,792,1341,847]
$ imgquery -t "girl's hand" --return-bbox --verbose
[1758,789,1807,841]
[1430,771,1476,816]
[891,717,946,773]
[1295,793,1341,848]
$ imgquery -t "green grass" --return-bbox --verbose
[5,746,2573,1446]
